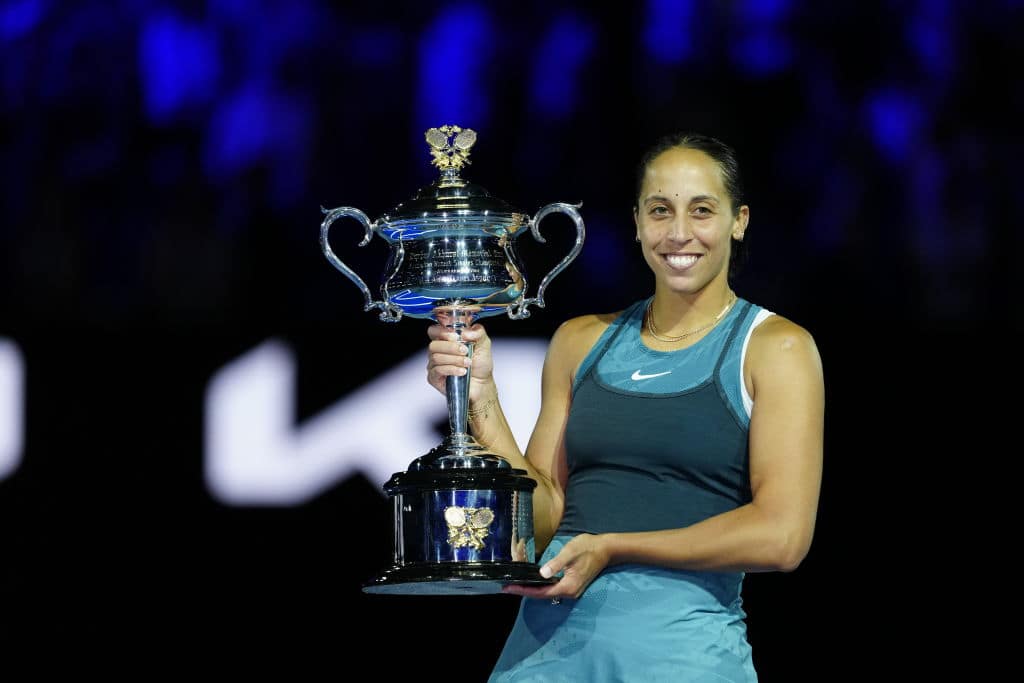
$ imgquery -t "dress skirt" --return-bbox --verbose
[489,536,758,682]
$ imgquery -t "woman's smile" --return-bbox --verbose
[661,253,701,271]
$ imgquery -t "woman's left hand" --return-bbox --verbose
[502,533,609,601]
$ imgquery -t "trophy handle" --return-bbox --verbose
[320,206,402,322]
[508,202,585,320]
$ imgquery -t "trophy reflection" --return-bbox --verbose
[320,125,584,594]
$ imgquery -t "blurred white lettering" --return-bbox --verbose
[0,338,25,481]
[204,338,546,505]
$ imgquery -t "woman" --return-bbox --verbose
[426,132,825,682]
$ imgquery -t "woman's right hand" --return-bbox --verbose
[426,321,494,404]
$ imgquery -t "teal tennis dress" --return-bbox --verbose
[489,297,769,682]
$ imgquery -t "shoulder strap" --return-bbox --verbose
[713,300,755,375]
[572,299,646,391]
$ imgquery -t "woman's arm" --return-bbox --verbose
[427,314,612,554]
[506,315,825,599]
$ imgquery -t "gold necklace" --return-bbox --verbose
[645,293,738,343]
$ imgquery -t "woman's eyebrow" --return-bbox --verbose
[688,194,720,204]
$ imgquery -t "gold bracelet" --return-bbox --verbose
[467,397,497,420]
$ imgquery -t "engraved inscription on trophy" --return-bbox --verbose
[387,237,522,295]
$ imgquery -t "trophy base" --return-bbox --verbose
[362,561,557,595]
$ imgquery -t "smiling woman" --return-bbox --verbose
[634,141,749,350]
[426,131,826,682]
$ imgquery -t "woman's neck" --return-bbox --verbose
[647,286,737,344]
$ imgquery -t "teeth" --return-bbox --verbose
[665,254,698,268]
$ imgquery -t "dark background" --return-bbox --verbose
[1,0,1017,678]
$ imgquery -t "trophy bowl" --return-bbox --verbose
[321,125,584,595]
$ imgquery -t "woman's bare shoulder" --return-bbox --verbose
[553,310,624,341]
[747,313,821,370]
[543,309,627,380]
[549,309,627,360]
[749,313,816,346]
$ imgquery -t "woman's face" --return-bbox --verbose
[633,147,748,296]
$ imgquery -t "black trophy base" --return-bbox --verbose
[362,561,557,595]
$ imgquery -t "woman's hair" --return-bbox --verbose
[633,132,749,277]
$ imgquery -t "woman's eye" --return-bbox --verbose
[650,205,669,216]
[691,206,712,216]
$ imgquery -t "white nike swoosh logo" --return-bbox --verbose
[631,369,672,381]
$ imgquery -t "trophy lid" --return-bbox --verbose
[379,125,526,227]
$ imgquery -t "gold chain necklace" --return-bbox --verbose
[645,292,738,343]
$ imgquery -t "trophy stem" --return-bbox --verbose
[408,302,508,470]
[446,323,472,439]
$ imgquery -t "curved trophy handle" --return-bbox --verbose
[508,202,585,320]
[320,206,402,322]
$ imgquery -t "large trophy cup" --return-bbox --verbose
[321,125,584,594]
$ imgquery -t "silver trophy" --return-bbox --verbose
[321,125,584,594]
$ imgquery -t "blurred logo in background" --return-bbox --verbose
[0,338,24,481]
[203,337,546,506]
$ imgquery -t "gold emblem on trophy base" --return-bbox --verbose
[444,505,496,550]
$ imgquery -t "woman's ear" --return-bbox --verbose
[732,206,750,241]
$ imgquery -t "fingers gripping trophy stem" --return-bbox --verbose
[445,321,473,438]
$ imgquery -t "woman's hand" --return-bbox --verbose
[426,321,495,404]
[501,534,610,601]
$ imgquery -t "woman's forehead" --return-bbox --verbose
[642,149,725,197]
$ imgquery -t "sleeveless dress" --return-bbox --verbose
[489,297,772,683]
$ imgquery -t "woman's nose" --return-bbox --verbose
[666,218,692,242]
